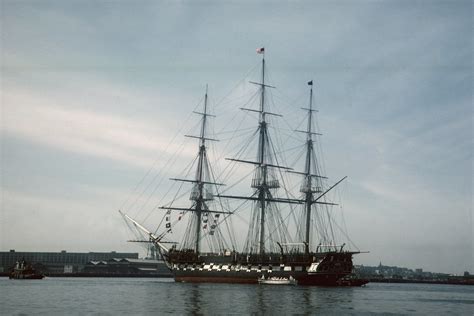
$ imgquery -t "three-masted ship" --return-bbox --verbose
[123,49,365,286]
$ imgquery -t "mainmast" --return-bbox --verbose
[252,49,281,255]
[302,82,318,253]
[220,48,293,255]
[257,53,267,255]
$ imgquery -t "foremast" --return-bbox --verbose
[161,86,226,255]
[193,86,210,253]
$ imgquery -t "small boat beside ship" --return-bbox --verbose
[258,275,297,285]
[336,274,369,287]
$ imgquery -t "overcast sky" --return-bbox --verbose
[1,0,472,274]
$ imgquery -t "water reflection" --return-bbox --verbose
[315,286,354,313]
[2,279,472,315]
[300,287,315,314]
[181,283,357,314]
[255,285,267,314]
[185,283,203,315]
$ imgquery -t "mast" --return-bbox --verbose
[304,83,314,253]
[193,86,209,253]
[257,54,267,255]
[219,48,291,255]
[159,86,228,254]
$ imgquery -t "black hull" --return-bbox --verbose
[166,251,359,286]
[9,273,44,280]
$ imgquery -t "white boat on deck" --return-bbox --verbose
[258,275,297,285]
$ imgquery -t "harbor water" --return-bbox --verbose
[1,277,473,315]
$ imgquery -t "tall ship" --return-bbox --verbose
[122,49,366,286]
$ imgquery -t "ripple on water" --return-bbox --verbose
[1,278,473,315]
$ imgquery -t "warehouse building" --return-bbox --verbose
[0,249,138,274]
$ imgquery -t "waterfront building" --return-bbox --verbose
[83,258,171,276]
[0,249,138,274]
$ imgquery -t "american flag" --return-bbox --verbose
[256,47,265,54]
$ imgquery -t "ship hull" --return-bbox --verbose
[166,251,357,286]
[174,270,346,286]
[9,272,44,280]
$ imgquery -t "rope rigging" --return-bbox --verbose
[120,55,357,257]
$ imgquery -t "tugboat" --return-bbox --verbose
[336,274,369,287]
[122,48,368,286]
[9,259,45,280]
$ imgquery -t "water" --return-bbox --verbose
[1,277,473,315]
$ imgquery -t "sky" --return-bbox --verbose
[1,0,472,274]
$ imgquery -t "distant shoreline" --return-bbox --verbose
[367,278,474,286]
[1,273,472,285]
[0,272,171,278]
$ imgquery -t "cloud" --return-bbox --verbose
[0,187,139,253]
[1,86,199,169]
[0,0,471,274]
